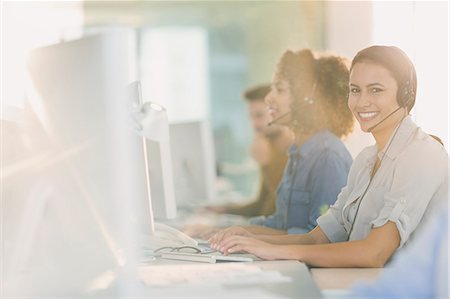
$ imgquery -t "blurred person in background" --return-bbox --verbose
[206,84,292,216]
[184,84,292,239]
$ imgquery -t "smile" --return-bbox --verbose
[358,111,379,121]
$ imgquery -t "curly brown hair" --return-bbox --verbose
[276,49,354,138]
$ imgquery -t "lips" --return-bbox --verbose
[268,107,278,117]
[358,111,379,121]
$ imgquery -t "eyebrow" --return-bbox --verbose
[350,82,385,88]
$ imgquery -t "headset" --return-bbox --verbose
[396,57,416,109]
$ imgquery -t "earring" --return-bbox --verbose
[303,97,314,105]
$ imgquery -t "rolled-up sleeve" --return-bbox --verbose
[370,145,447,248]
[316,208,348,242]
[316,184,351,242]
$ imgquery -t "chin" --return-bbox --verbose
[358,123,371,133]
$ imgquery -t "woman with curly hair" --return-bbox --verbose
[209,46,447,268]
[208,49,354,238]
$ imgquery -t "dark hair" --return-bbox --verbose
[350,45,417,112]
[243,84,271,102]
[276,49,354,138]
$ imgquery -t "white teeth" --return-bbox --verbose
[359,112,378,119]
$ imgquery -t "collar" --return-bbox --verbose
[288,130,333,159]
[364,116,418,167]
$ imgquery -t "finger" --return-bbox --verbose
[212,228,234,247]
[220,235,247,254]
[208,230,226,248]
[226,243,246,254]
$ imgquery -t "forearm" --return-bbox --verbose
[256,233,317,245]
[245,225,286,235]
[276,240,386,268]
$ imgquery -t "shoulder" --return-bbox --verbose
[398,128,448,167]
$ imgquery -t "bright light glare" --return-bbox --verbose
[140,27,209,122]
[372,2,448,148]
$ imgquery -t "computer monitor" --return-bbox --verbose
[127,81,198,249]
[169,120,217,207]
[5,31,147,296]
[127,81,177,221]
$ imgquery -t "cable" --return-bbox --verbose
[346,116,407,241]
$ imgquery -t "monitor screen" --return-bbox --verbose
[169,120,217,207]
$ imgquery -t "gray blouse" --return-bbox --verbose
[317,116,448,248]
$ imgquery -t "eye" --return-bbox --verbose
[350,87,360,94]
[370,87,383,93]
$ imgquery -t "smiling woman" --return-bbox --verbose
[209,46,448,268]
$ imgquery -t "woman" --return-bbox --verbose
[209,49,354,237]
[209,46,448,268]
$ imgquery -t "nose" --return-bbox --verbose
[355,91,371,108]
[264,90,273,106]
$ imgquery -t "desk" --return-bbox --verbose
[310,268,383,291]
[138,259,323,298]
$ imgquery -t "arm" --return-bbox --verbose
[256,226,330,245]
[221,221,400,268]
[210,225,328,251]
[351,209,448,298]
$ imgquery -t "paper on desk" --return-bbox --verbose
[138,263,292,287]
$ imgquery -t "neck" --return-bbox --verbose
[293,131,313,148]
[372,112,408,151]
[272,127,295,152]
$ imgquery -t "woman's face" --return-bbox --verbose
[348,62,405,134]
[265,75,294,126]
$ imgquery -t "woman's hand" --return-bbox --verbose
[219,235,281,260]
[208,226,252,249]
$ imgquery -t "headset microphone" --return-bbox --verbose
[267,84,316,127]
[268,110,291,126]
[267,99,303,126]
[366,105,404,132]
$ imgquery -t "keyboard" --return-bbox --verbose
[159,251,253,263]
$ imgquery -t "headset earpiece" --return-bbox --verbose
[289,80,317,126]
[397,80,414,108]
[396,58,415,109]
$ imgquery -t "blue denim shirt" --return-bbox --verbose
[249,130,352,234]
